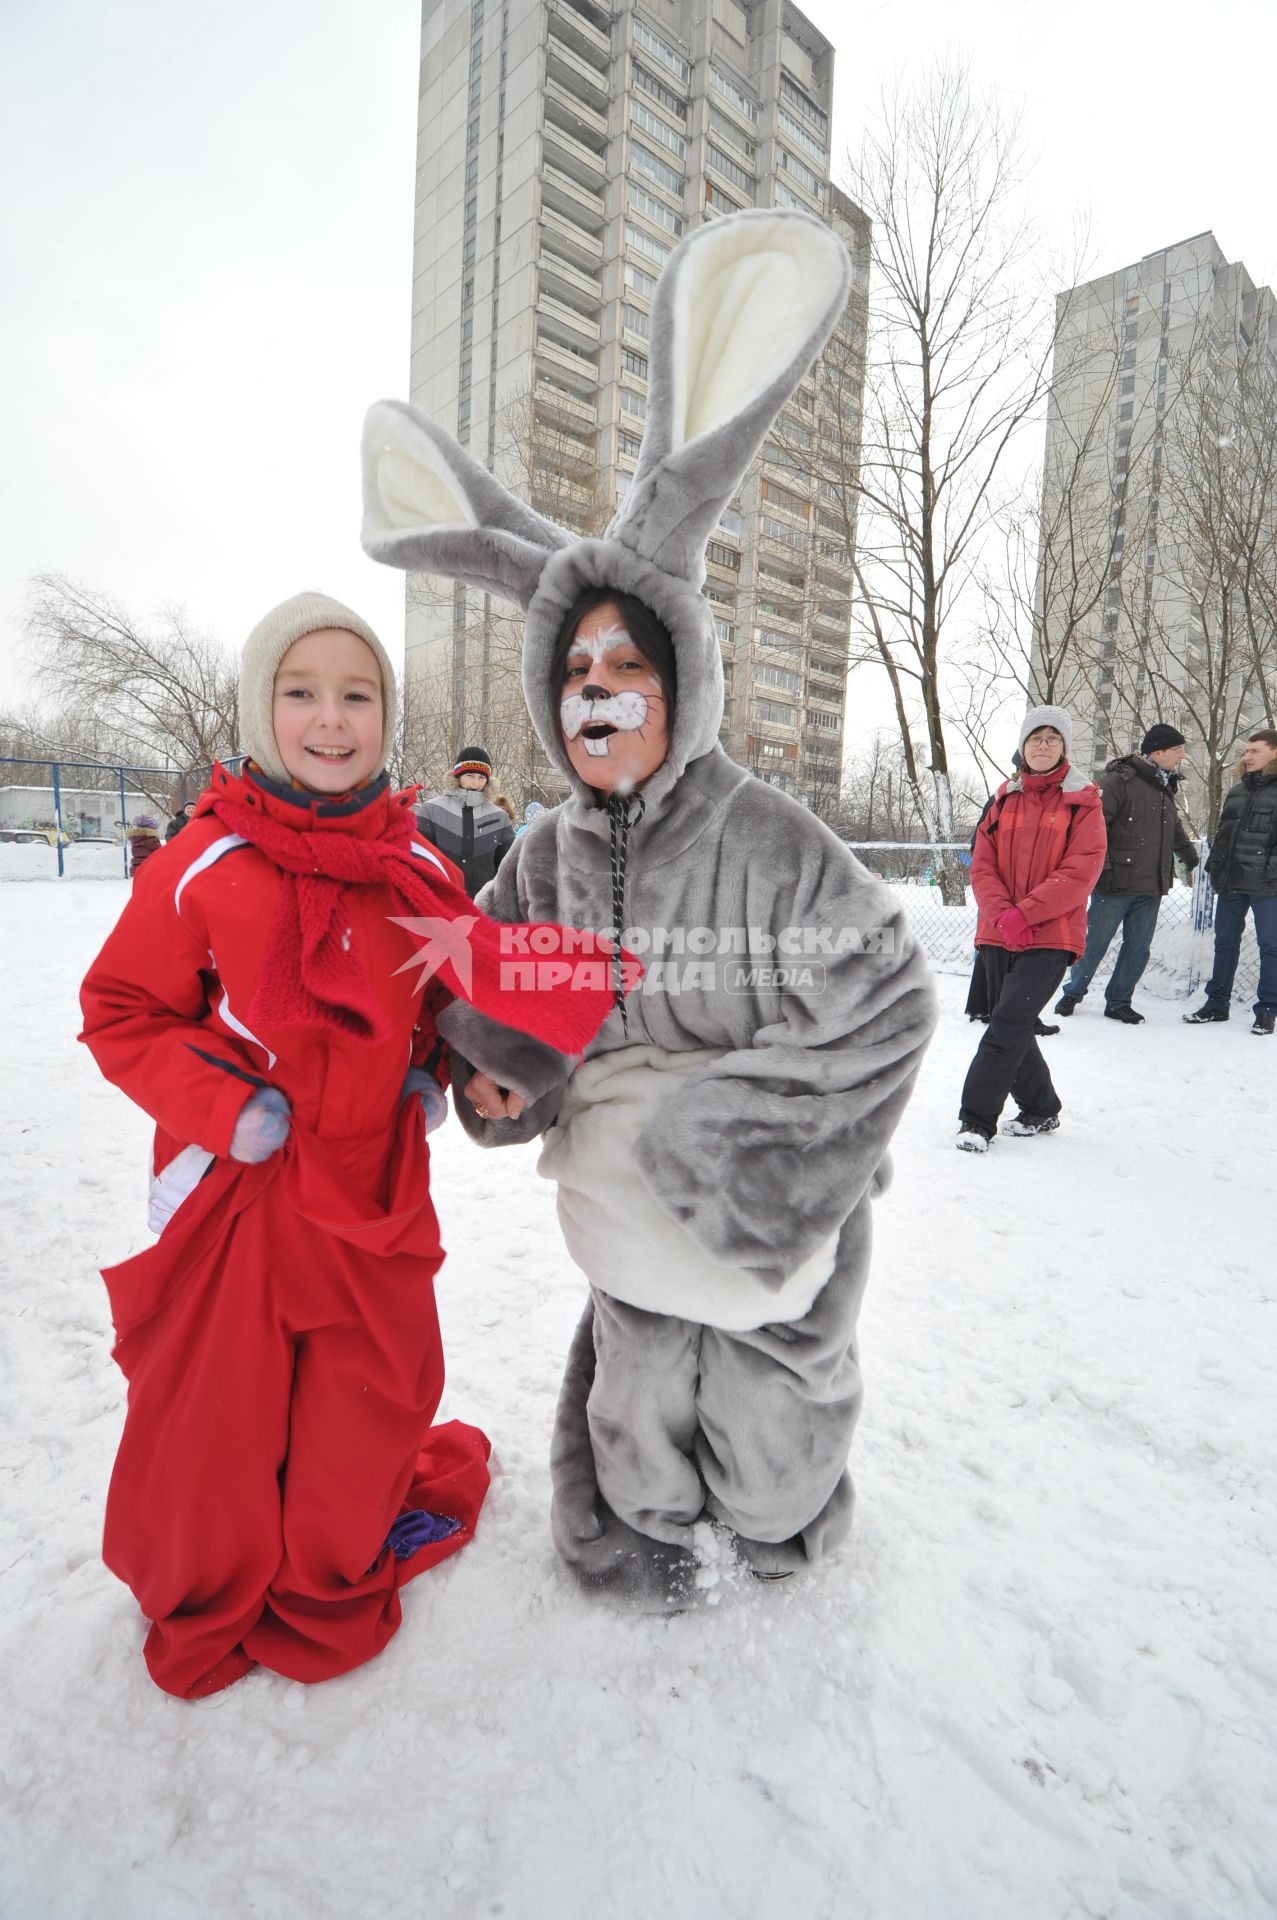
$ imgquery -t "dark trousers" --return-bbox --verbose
[960,947,1071,1134]
[1062,891,1161,1006]
[1204,892,1277,1015]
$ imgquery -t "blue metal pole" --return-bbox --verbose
[118,765,128,877]
[52,762,65,878]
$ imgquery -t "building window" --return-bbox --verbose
[622,302,650,339]
[621,387,647,420]
[623,260,657,300]
[621,345,649,379]
[707,144,754,195]
[706,538,741,571]
[713,616,735,646]
[634,17,690,84]
[778,107,826,163]
[632,62,686,121]
[630,139,684,197]
[624,219,672,266]
[779,69,828,134]
[705,180,745,216]
[711,66,759,123]
[761,513,808,550]
[630,100,685,159]
[755,626,802,656]
[617,427,643,459]
[628,181,682,236]
[778,146,822,197]
[755,698,797,727]
[805,709,840,731]
[709,106,756,163]
[756,663,801,693]
[762,478,811,519]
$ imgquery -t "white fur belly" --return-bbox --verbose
[537,1046,839,1332]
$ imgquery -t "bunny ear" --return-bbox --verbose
[361,399,569,609]
[609,210,851,583]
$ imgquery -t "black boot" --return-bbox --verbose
[1002,1113,1061,1137]
[1054,995,1080,1016]
[1252,1012,1276,1036]
[1104,1003,1144,1025]
[1183,1004,1229,1024]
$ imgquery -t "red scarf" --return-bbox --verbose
[205,768,632,1056]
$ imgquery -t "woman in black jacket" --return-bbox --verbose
[1184,728,1277,1034]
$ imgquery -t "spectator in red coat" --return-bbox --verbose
[957,706,1106,1151]
[79,591,627,1700]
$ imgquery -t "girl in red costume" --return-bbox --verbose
[80,592,626,1698]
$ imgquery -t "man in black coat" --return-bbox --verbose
[1184,727,1277,1035]
[416,746,515,899]
[1055,725,1199,1024]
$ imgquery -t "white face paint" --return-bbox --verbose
[558,603,670,795]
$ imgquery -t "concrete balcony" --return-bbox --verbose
[543,116,607,187]
[547,30,609,109]
[541,206,604,268]
[536,334,599,393]
[545,76,609,143]
[535,378,597,426]
[539,246,604,309]
[542,164,607,233]
[548,0,612,63]
[538,290,602,348]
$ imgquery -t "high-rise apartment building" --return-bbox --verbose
[408,0,869,808]
[1032,233,1276,818]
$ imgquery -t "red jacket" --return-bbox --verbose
[971,764,1107,958]
[81,767,458,1203]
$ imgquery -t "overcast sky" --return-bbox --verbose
[2,0,1273,722]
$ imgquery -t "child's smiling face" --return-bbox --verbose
[271,628,385,792]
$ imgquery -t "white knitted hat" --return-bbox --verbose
[238,591,398,785]
[1018,703,1073,761]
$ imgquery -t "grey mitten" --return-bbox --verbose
[228,1086,291,1163]
[401,1065,449,1136]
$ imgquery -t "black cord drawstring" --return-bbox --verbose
[606,790,644,1034]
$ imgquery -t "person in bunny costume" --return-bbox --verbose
[361,210,937,1608]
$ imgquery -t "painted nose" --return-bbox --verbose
[582,682,610,702]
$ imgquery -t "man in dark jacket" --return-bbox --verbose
[416,746,515,898]
[1184,727,1277,1035]
[164,800,197,841]
[1055,725,1199,1024]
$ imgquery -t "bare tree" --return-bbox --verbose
[829,63,1068,899]
[25,575,238,778]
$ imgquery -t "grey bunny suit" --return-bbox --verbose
[361,210,936,1608]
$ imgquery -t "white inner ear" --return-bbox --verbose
[376,442,479,532]
[669,219,848,450]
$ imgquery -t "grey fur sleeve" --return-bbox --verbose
[634,868,937,1290]
[437,844,575,1146]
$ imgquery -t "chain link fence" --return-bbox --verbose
[0,780,1260,1005]
[844,840,1260,1005]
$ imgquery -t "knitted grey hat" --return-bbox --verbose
[1018,704,1073,761]
[238,591,398,785]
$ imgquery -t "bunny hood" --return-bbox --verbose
[360,209,851,825]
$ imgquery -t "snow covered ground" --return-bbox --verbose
[2,877,1273,1920]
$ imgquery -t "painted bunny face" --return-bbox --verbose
[559,601,670,796]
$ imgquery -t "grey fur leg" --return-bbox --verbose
[718,1470,856,1578]
[549,1303,699,1613]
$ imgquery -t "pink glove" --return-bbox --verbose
[995,907,1033,949]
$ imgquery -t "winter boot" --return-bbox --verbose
[955,1125,993,1153]
[1054,994,1081,1016]
[1104,1003,1144,1024]
[1183,1004,1229,1024]
[1034,1019,1060,1037]
[1252,1012,1276,1036]
[1002,1113,1061,1137]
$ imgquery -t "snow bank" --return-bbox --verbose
[1,878,1273,1920]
